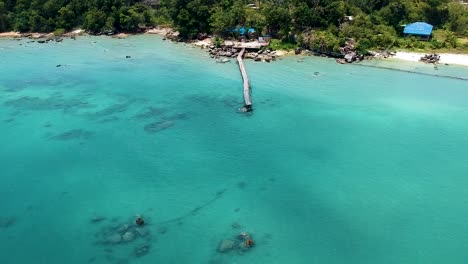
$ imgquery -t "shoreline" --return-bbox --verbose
[2,30,467,67]
[0,29,297,60]
[391,51,468,67]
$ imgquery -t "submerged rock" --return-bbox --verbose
[0,217,16,228]
[91,103,129,117]
[158,226,168,234]
[122,232,135,242]
[135,244,150,257]
[91,216,106,223]
[217,239,235,253]
[50,129,94,141]
[144,120,175,134]
[133,107,166,120]
[3,95,91,112]
[135,228,149,237]
[105,234,122,244]
[116,224,129,233]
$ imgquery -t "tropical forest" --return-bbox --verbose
[0,0,467,52]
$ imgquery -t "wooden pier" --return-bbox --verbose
[237,48,252,112]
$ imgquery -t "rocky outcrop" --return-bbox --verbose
[337,39,364,63]
[112,33,128,39]
[208,45,276,62]
[420,54,440,64]
[366,50,395,60]
[20,33,63,43]
[62,29,85,37]
[165,30,181,41]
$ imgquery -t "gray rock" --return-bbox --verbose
[344,52,356,63]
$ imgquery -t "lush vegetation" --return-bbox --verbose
[0,0,171,34]
[0,0,467,52]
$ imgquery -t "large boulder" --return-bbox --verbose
[344,52,356,63]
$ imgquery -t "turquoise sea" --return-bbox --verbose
[1,35,468,264]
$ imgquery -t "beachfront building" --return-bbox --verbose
[403,22,433,40]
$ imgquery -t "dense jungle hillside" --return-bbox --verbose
[1,0,467,51]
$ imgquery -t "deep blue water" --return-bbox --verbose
[1,35,468,264]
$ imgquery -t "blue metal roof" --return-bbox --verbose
[231,27,255,35]
[404,22,433,36]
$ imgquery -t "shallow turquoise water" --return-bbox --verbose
[1,35,468,264]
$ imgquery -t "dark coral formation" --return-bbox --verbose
[90,103,129,118]
[50,129,94,141]
[3,95,91,112]
[0,217,17,229]
[133,107,167,120]
[144,120,175,134]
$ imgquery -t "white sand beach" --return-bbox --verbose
[0,31,21,38]
[393,52,468,67]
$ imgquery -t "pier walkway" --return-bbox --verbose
[237,48,252,112]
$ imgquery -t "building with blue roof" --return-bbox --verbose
[231,27,256,36]
[403,22,433,40]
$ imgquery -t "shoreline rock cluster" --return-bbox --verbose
[0,30,86,40]
[146,27,181,41]
[206,45,277,62]
[336,39,364,64]
[420,54,440,64]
